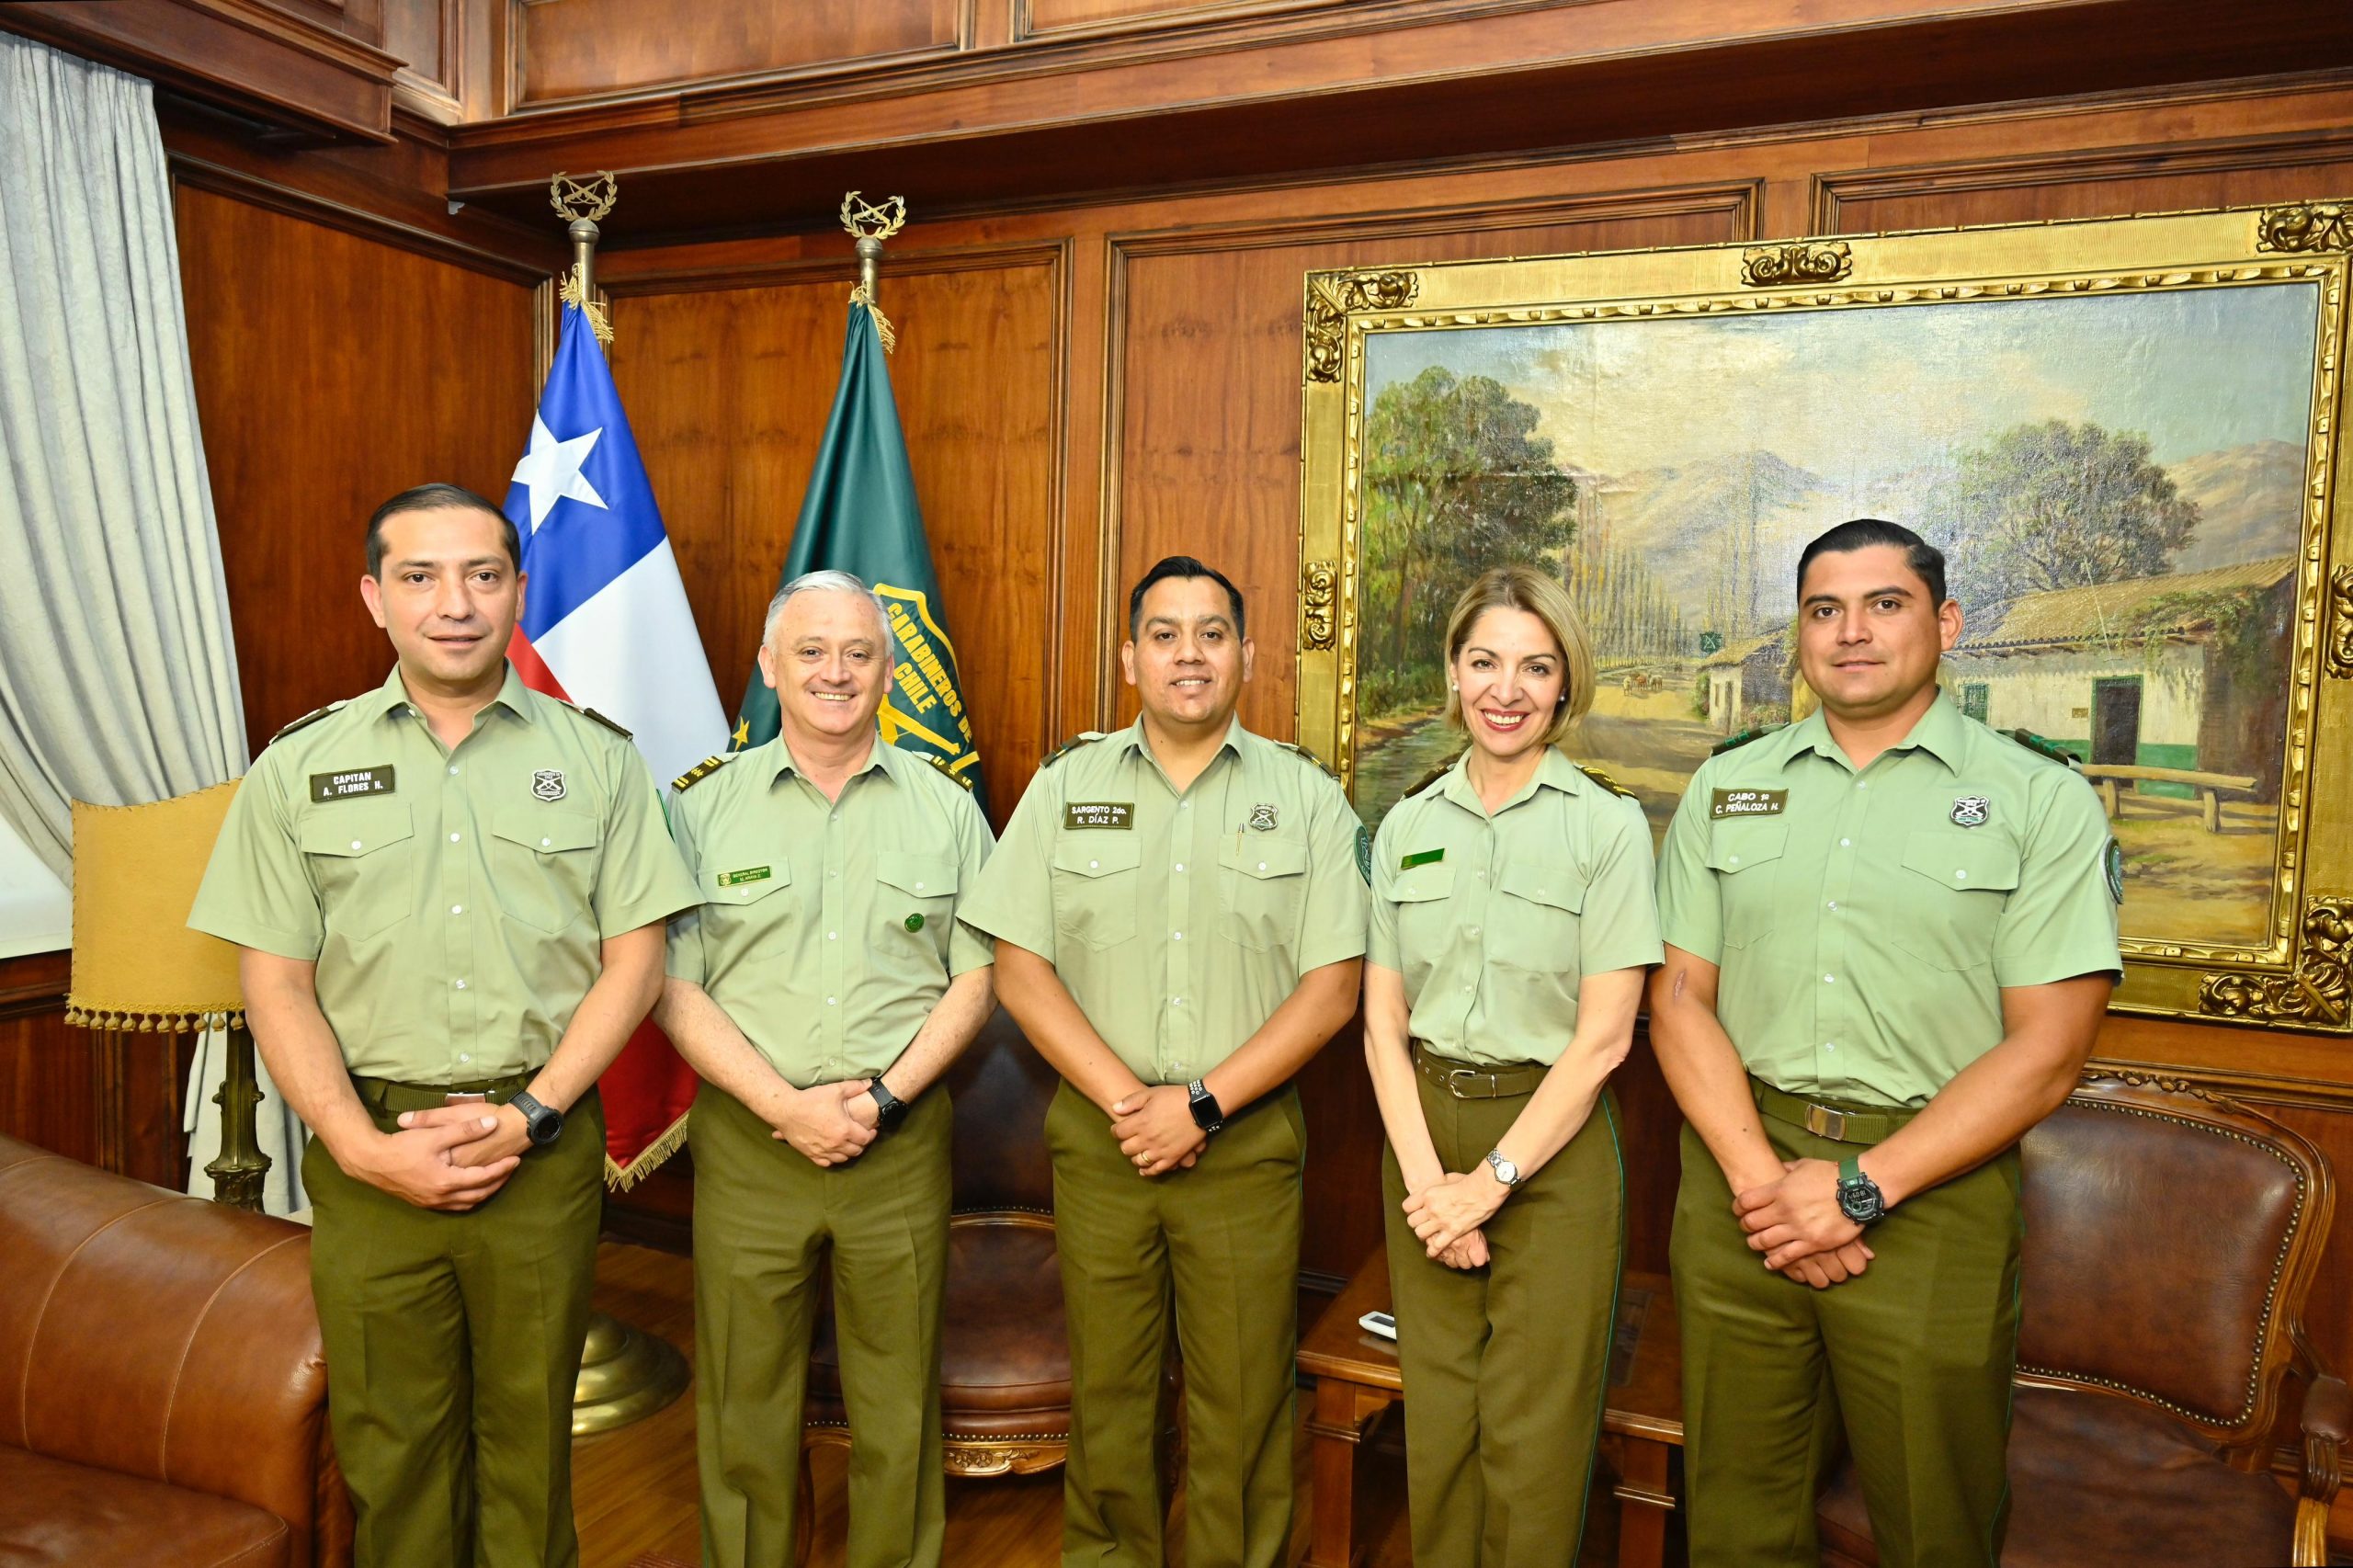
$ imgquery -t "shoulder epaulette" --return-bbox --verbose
[1276,740,1344,785]
[1404,751,1466,801]
[1575,762,1634,799]
[268,700,345,744]
[1040,732,1105,769]
[565,702,632,741]
[2004,728,2081,768]
[673,754,733,791]
[1710,723,1784,757]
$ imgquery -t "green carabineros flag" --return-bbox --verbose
[734,301,987,813]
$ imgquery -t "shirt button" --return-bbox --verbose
[540,836,551,848]
[453,979,467,990]
[458,1052,472,1063]
[1173,931,1184,940]
[1181,801,1190,811]
[1955,869,1969,881]
[1170,996,1184,1007]
[825,996,837,1006]
[1857,780,1869,790]
[1824,974,1836,983]
[1839,837,1852,848]
[1174,862,1185,872]
[1826,901,1837,911]
[450,904,464,915]
[1728,855,1739,866]
[827,931,838,940]
[449,833,461,844]
[1468,926,1480,937]
[1477,870,1488,881]
[1256,861,1267,872]
[350,839,363,850]
[1089,859,1100,870]
[1824,1041,1837,1052]
[449,766,460,776]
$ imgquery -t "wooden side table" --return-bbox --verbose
[1296,1247,1684,1568]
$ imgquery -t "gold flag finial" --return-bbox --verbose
[841,191,907,354]
[550,171,619,346]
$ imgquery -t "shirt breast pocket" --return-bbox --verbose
[1890,831,2020,971]
[299,802,415,941]
[877,851,959,967]
[699,854,792,924]
[490,807,602,934]
[1493,859,1585,976]
[1387,861,1455,978]
[1219,836,1309,952]
[1705,822,1787,949]
[1051,835,1141,950]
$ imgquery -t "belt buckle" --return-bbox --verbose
[1804,1104,1847,1141]
[1446,1067,1495,1100]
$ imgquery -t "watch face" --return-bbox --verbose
[1837,1180,1883,1223]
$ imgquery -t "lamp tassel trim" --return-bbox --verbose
[848,281,897,354]
[560,264,613,346]
[63,1005,244,1032]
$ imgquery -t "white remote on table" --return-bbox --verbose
[1358,1310,1397,1341]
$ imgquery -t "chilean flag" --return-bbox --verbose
[503,300,727,1187]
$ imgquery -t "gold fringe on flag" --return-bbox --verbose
[605,1109,690,1191]
[849,281,897,355]
[561,263,614,346]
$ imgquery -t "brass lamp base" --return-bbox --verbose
[574,1309,689,1435]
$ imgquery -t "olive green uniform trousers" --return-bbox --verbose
[1045,1081,1306,1568]
[1381,1070,1624,1568]
[1671,1094,2023,1568]
[302,1077,606,1568]
[690,1079,952,1568]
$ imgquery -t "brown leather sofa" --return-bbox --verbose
[0,1133,351,1567]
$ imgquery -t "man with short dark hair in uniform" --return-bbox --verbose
[190,483,699,1567]
[1650,517,2123,1568]
[961,555,1369,1568]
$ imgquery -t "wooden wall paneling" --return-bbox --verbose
[512,0,971,110]
[1017,0,1342,42]
[174,185,539,742]
[0,952,196,1188]
[602,244,1065,825]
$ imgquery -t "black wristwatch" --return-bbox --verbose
[1836,1153,1887,1225]
[508,1090,564,1148]
[868,1078,910,1135]
[1188,1078,1225,1135]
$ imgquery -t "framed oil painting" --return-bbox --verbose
[1295,201,2353,1031]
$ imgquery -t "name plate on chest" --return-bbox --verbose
[1710,788,1786,820]
[311,766,394,802]
[1064,801,1134,830]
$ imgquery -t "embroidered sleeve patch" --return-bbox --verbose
[1710,788,1787,820]
[310,766,394,802]
[1399,847,1446,870]
[1064,801,1134,830]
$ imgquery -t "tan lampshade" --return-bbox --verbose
[65,781,245,1031]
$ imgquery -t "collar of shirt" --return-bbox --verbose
[1781,692,1970,777]
[359,661,537,730]
[1105,715,1247,791]
[758,729,900,792]
[1436,744,1587,818]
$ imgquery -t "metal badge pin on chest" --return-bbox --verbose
[1247,802,1279,832]
[1949,795,1990,828]
[533,769,567,802]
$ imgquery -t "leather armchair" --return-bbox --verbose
[1819,1072,2347,1568]
[0,1133,350,1567]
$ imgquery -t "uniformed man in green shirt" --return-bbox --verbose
[189,483,699,1568]
[961,555,1368,1568]
[653,569,995,1568]
[1650,517,2123,1568]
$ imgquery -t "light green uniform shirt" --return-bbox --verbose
[1369,747,1663,1067]
[188,664,699,1083]
[960,718,1369,1086]
[1655,695,2123,1108]
[664,734,995,1087]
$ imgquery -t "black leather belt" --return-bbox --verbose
[1413,1042,1544,1099]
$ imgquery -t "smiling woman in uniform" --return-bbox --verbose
[1362,563,1663,1568]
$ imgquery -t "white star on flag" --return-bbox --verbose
[510,415,608,530]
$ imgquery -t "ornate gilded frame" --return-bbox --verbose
[1298,202,2353,1031]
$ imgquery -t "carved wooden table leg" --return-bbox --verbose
[1303,1375,1393,1568]
[1613,1433,1675,1568]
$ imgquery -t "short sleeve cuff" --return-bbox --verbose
[1995,942,2124,989]
[1297,931,1370,972]
[188,912,319,962]
[1582,936,1665,975]
[599,890,702,941]
[947,920,995,977]
[1657,920,1723,966]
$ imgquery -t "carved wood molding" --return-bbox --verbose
[2200,898,2353,1028]
[2256,200,2353,254]
[1303,268,1418,384]
[1740,240,1851,286]
[2331,563,2353,679]
[1300,559,1338,651]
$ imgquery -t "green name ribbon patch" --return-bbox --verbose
[1710,788,1788,820]
[1064,801,1134,830]
[717,866,772,888]
[1399,847,1446,870]
[310,766,394,802]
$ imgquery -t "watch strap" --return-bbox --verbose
[1187,1078,1224,1134]
[508,1090,563,1147]
[868,1079,910,1134]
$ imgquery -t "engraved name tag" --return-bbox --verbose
[310,766,394,802]
[1064,801,1134,830]
[1710,788,1787,820]
[717,866,771,888]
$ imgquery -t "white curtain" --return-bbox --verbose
[0,33,305,1212]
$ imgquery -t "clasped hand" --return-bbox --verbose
[1403,1171,1503,1267]
[1733,1157,1874,1289]
[368,1102,527,1210]
[1109,1085,1205,1177]
[767,1079,878,1166]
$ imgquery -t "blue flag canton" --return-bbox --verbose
[506,304,669,641]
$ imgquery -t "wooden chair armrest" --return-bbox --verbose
[2292,1373,2349,1568]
